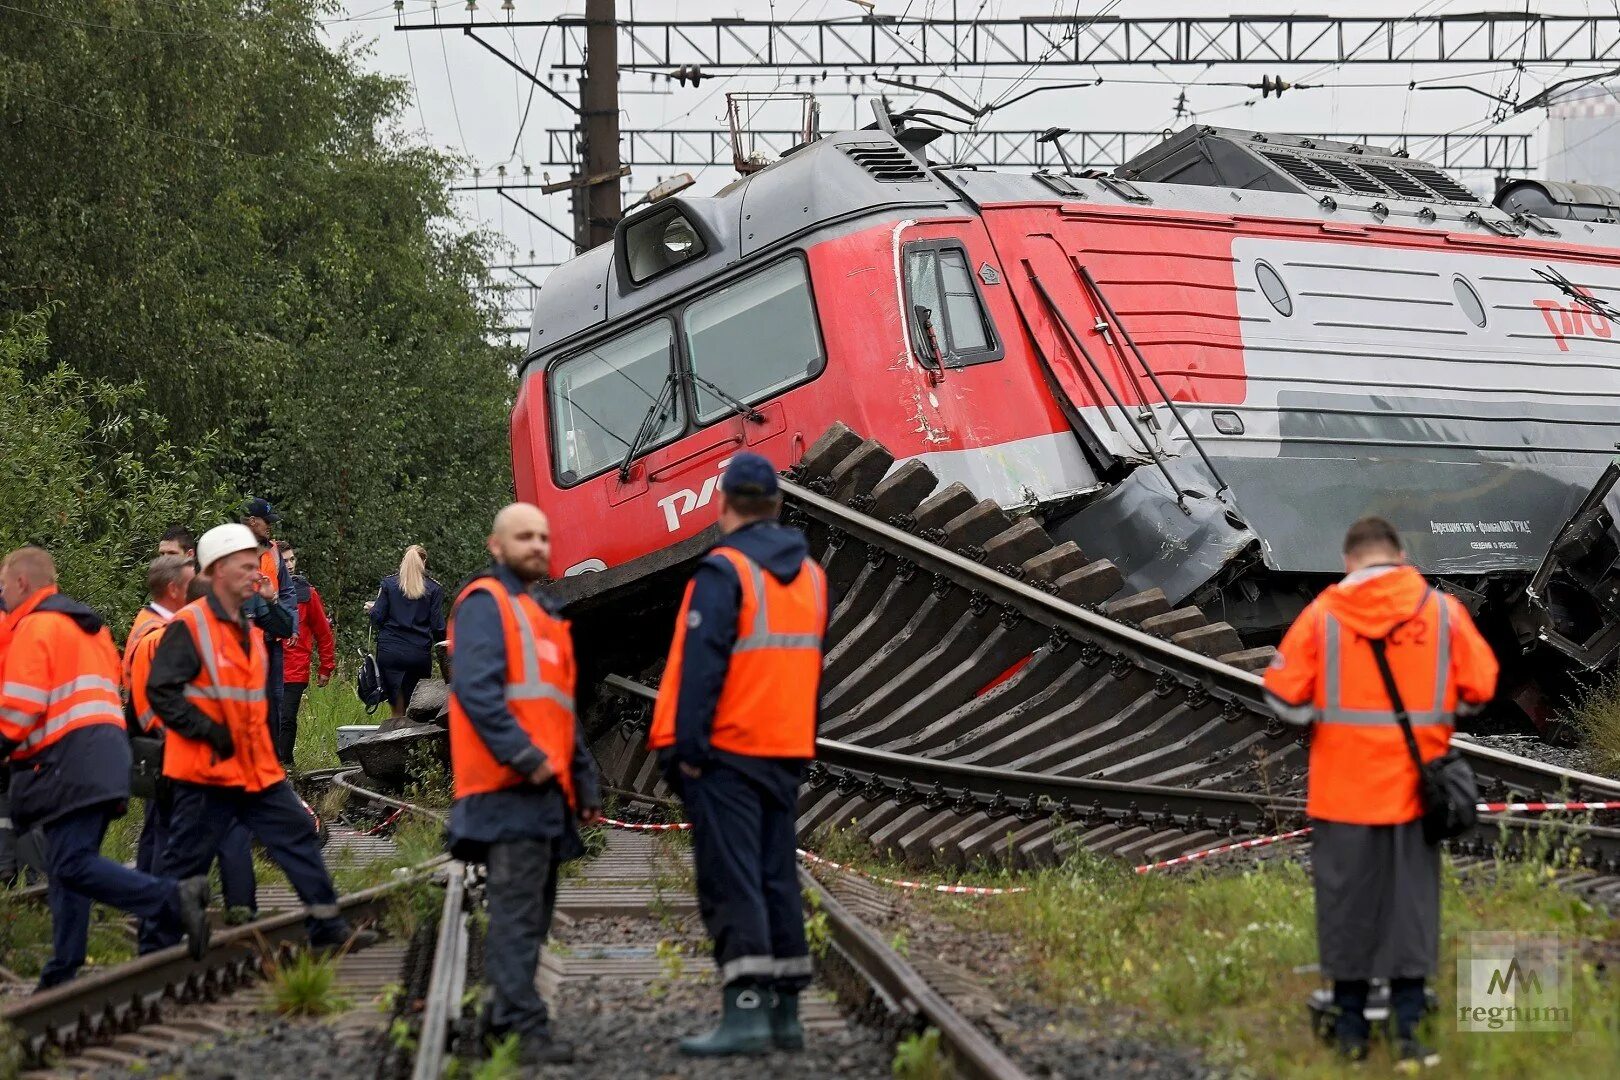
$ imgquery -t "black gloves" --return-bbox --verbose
[203,722,235,760]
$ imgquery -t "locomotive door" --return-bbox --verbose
[981,210,1164,468]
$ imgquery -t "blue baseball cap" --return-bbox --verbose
[720,453,780,497]
[241,497,281,523]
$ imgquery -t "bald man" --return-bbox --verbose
[446,504,601,1067]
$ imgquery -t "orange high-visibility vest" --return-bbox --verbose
[447,580,578,807]
[124,607,171,734]
[649,547,826,759]
[1265,582,1496,824]
[259,548,280,590]
[0,587,126,761]
[161,597,284,792]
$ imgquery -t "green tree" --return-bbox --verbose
[0,1,517,632]
[0,310,231,624]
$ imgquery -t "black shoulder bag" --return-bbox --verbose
[1366,633,1478,845]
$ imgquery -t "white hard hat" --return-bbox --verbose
[197,523,260,572]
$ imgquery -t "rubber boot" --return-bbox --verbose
[679,983,772,1056]
[769,989,804,1051]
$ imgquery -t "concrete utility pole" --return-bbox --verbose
[575,0,622,251]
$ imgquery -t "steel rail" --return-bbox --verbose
[780,476,1620,802]
[333,767,450,823]
[604,674,1620,870]
[411,861,469,1080]
[798,868,1031,1080]
[0,861,447,1063]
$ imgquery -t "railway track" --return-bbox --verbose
[0,767,1026,1078]
[590,424,1620,891]
[360,776,1033,1079]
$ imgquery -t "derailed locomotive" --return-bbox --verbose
[515,121,1620,728]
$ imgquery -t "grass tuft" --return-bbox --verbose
[891,1027,948,1079]
[1566,675,1620,777]
[264,947,350,1017]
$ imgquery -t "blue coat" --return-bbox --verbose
[371,574,446,662]
[446,565,601,860]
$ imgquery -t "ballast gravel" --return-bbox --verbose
[91,1019,377,1080]
[529,973,894,1078]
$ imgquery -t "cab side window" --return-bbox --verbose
[902,241,1004,367]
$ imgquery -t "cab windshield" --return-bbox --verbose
[546,257,824,486]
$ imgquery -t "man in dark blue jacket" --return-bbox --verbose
[448,503,602,1067]
[242,499,297,751]
[649,454,827,1056]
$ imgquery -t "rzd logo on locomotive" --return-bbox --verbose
[655,457,734,532]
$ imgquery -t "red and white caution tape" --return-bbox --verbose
[1134,801,1620,874]
[603,799,1620,885]
[795,848,1029,895]
[1133,828,1313,874]
[599,817,1025,894]
[1477,800,1620,813]
[601,817,692,832]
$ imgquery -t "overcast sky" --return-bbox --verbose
[326,2,1619,327]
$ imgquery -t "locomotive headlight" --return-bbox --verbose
[662,216,698,257]
[624,205,707,284]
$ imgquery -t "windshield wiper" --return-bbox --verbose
[689,371,766,423]
[617,372,678,483]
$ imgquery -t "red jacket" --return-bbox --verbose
[283,576,335,684]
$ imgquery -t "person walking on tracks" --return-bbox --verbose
[143,525,374,955]
[446,503,601,1067]
[241,498,297,749]
[371,544,445,719]
[1264,517,1498,1070]
[649,453,828,1057]
[127,560,259,934]
[0,547,211,986]
[278,545,335,764]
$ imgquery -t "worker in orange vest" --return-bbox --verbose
[126,558,258,945]
[0,547,211,987]
[1264,517,1498,1070]
[142,525,373,954]
[649,454,827,1057]
[447,502,601,1067]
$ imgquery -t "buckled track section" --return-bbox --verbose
[590,425,1620,877]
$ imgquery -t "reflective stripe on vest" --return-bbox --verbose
[1,682,47,706]
[17,699,126,752]
[1321,596,1451,727]
[730,556,824,653]
[502,591,576,714]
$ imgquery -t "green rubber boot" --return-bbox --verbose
[769,989,804,1051]
[679,984,772,1056]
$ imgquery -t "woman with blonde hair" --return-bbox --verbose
[370,544,446,717]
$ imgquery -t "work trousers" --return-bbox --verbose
[0,784,45,886]
[40,804,180,989]
[266,642,286,753]
[1334,977,1427,1043]
[684,764,812,990]
[484,837,562,1038]
[135,797,257,953]
[149,781,348,949]
[278,681,308,764]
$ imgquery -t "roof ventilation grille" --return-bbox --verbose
[842,143,929,183]
[1402,165,1480,204]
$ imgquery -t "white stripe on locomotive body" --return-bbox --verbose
[889,431,1103,511]
[1162,237,1620,576]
